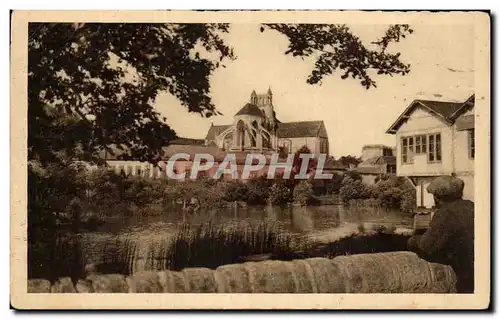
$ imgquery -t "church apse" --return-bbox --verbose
[205,88,329,157]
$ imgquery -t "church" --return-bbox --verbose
[101,88,331,179]
[204,88,329,157]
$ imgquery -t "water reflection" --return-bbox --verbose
[36,205,413,279]
[96,204,412,237]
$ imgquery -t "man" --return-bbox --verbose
[407,175,474,293]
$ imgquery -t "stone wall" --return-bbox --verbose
[27,251,457,293]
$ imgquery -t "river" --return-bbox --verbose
[73,205,411,271]
[94,204,412,236]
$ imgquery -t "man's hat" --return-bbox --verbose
[427,175,465,200]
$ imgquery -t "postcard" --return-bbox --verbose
[11,10,490,309]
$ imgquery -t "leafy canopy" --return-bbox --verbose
[261,24,413,88]
[29,23,412,165]
[29,23,234,164]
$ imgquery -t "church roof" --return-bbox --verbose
[205,124,231,141]
[276,121,324,138]
[235,103,264,117]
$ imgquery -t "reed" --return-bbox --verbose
[165,221,307,271]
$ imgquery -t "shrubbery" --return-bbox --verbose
[339,176,372,202]
[324,172,344,194]
[268,181,293,205]
[29,163,308,227]
[293,180,314,205]
[339,173,416,214]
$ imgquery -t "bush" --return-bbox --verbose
[220,180,249,202]
[246,175,271,205]
[339,177,371,203]
[343,170,362,182]
[371,176,415,213]
[340,174,416,214]
[400,188,416,214]
[268,181,292,205]
[325,173,344,194]
[293,180,314,205]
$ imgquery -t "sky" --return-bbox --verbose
[153,23,474,157]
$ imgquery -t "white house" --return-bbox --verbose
[355,144,397,185]
[386,95,475,208]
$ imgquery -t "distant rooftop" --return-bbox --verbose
[362,144,394,150]
[170,137,205,146]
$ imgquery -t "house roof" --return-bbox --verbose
[358,156,380,166]
[161,144,230,162]
[449,94,475,119]
[358,155,396,167]
[205,124,232,141]
[418,100,465,119]
[355,166,385,175]
[170,137,205,146]
[276,121,324,138]
[362,144,394,150]
[322,158,348,171]
[235,103,265,117]
[355,155,395,175]
[455,114,475,131]
[376,156,396,166]
[386,95,474,134]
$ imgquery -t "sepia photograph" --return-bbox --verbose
[10,10,490,309]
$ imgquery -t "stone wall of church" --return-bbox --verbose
[279,137,322,157]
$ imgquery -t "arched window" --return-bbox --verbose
[236,120,246,148]
[262,130,272,149]
[250,121,258,147]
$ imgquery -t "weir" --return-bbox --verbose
[28,251,457,293]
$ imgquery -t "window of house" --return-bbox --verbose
[468,129,475,159]
[415,135,427,154]
[387,164,396,174]
[428,133,441,162]
[401,136,414,164]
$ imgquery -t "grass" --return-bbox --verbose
[165,221,307,271]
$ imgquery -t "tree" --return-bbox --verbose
[292,145,318,177]
[29,23,412,165]
[261,24,413,88]
[277,145,289,158]
[293,180,314,206]
[29,23,235,165]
